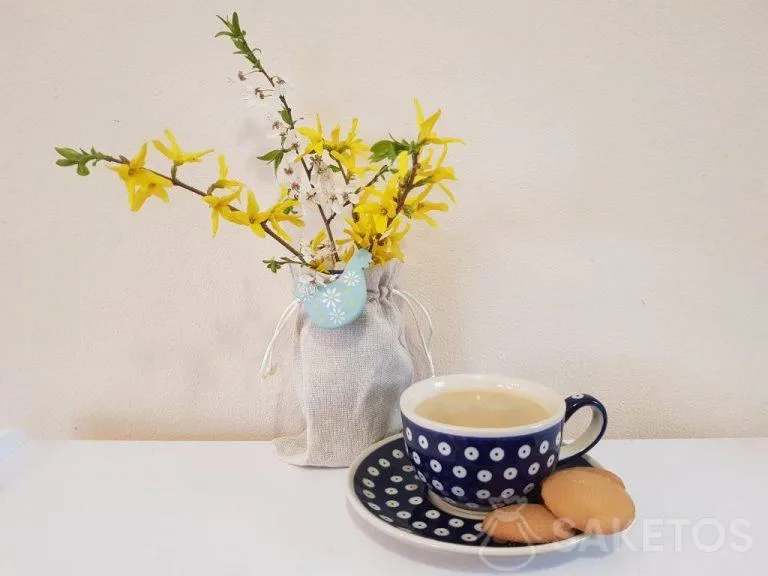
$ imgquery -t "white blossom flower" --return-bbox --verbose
[240,83,267,108]
[298,239,315,262]
[297,267,331,290]
[342,182,361,206]
[327,192,344,215]
[282,129,299,152]
[273,76,288,97]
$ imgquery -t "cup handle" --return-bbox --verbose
[558,393,608,465]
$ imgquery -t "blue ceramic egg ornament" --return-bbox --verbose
[294,249,373,328]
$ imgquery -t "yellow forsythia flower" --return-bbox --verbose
[202,189,240,236]
[132,172,172,212]
[153,130,214,165]
[228,190,270,237]
[211,155,244,193]
[414,99,464,146]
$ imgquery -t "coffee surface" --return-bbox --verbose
[414,387,550,428]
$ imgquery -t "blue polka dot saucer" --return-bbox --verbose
[347,433,602,557]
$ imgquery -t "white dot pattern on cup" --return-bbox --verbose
[362,478,375,488]
[377,427,579,546]
[523,483,536,494]
[386,500,399,508]
[453,465,467,478]
[405,428,412,441]
[412,521,427,530]
[425,509,441,519]
[367,466,379,477]
[547,454,556,468]
[571,393,584,399]
[363,489,375,499]
[380,515,394,523]
[368,502,381,511]
[504,467,518,480]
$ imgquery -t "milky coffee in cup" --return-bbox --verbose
[414,387,551,428]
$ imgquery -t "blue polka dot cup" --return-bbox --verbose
[399,374,607,513]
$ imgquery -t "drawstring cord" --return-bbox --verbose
[260,298,301,378]
[259,290,436,378]
[393,289,436,377]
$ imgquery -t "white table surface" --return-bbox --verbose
[1,438,766,575]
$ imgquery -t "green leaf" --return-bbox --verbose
[56,159,77,167]
[75,163,91,176]
[232,12,240,33]
[279,109,293,126]
[55,147,81,160]
[327,164,341,173]
[214,31,232,38]
[272,151,284,175]
[263,258,283,273]
[257,149,285,175]
[369,140,395,163]
[257,149,283,162]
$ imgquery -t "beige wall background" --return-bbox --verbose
[1,0,767,440]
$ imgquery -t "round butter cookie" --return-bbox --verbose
[481,503,576,544]
[542,468,635,534]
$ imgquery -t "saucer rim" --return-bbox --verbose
[347,433,599,558]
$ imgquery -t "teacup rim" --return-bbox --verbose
[400,373,566,438]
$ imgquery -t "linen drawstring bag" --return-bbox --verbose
[261,261,434,467]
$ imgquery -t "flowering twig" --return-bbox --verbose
[98,154,306,262]
[217,12,340,263]
[327,164,390,223]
